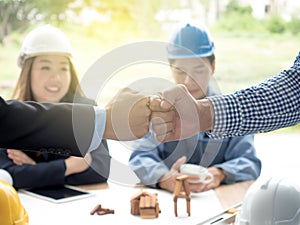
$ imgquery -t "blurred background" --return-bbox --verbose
[1,0,299,134]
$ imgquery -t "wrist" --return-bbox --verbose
[217,168,226,181]
[103,107,116,140]
[197,98,214,131]
[64,158,74,176]
[158,173,176,192]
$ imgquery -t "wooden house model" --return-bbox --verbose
[130,191,160,219]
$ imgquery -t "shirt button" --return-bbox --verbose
[64,149,71,156]
[48,148,55,154]
[40,148,47,153]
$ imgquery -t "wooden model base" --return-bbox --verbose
[173,175,191,217]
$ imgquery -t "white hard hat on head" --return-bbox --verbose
[17,24,73,68]
[235,177,300,225]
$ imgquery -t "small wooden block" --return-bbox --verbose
[97,209,114,215]
[90,204,101,215]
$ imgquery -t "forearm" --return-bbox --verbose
[206,68,300,138]
[6,160,66,189]
[129,151,169,187]
[0,99,95,156]
[216,159,261,184]
[216,136,261,183]
[134,164,168,188]
[66,167,108,185]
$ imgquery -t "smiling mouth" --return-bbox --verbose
[45,86,60,93]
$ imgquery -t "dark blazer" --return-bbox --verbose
[0,96,111,189]
[0,141,111,189]
[0,97,95,157]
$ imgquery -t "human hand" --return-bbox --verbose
[150,84,214,142]
[186,167,226,192]
[104,87,151,141]
[149,96,175,139]
[158,156,221,193]
[7,149,36,165]
[158,156,187,192]
[150,84,201,142]
[205,167,226,189]
[64,153,92,176]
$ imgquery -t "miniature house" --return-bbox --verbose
[130,191,160,219]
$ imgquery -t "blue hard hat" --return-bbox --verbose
[167,23,215,59]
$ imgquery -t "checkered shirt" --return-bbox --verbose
[207,52,300,139]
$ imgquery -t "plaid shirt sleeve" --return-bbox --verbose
[207,52,300,139]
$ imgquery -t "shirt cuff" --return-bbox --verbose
[206,94,241,139]
[87,106,106,153]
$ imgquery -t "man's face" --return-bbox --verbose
[170,57,214,99]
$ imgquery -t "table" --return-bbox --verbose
[213,180,253,209]
[78,180,254,210]
[19,180,253,225]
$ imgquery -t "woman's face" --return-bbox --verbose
[170,57,214,99]
[31,55,71,103]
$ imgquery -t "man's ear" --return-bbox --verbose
[211,60,216,74]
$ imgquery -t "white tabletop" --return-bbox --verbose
[19,182,224,225]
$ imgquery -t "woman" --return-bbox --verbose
[0,25,110,189]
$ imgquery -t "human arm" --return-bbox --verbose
[130,151,198,192]
[155,156,186,192]
[152,53,300,141]
[211,135,261,184]
[129,134,206,193]
[6,149,92,175]
[130,148,219,193]
[0,87,151,156]
[0,98,94,156]
[65,141,110,185]
[207,62,300,138]
[0,149,70,189]
[129,132,171,187]
[185,135,261,192]
[0,144,109,189]
[6,149,36,165]
[64,154,92,176]
[4,158,98,190]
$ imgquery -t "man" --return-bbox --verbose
[129,23,261,193]
[151,52,300,141]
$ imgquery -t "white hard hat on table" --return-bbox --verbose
[0,169,13,185]
[235,177,300,225]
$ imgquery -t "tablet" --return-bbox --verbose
[19,185,95,203]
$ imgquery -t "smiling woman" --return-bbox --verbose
[12,24,85,102]
[0,24,111,190]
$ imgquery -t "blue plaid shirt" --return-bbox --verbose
[207,52,300,139]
